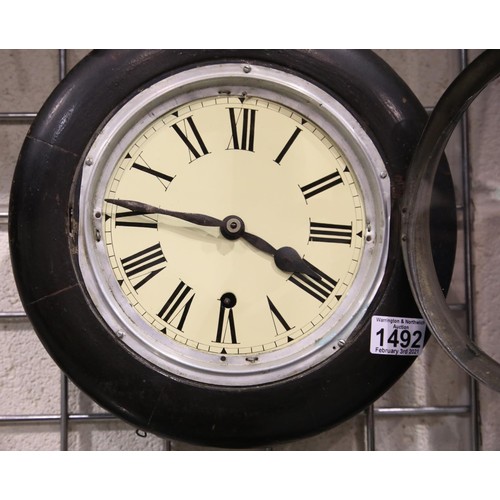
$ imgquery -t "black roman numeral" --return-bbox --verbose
[300,171,343,200]
[227,107,256,151]
[120,242,167,290]
[171,116,209,161]
[114,210,158,229]
[288,261,338,303]
[158,281,195,332]
[215,296,238,345]
[274,127,302,164]
[267,297,293,335]
[131,161,174,183]
[309,222,353,245]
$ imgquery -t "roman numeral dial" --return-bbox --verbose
[101,92,367,360]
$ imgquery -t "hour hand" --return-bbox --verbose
[240,230,317,278]
[105,200,317,278]
[105,199,224,227]
[274,246,317,277]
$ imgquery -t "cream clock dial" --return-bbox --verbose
[104,95,365,353]
[79,64,389,386]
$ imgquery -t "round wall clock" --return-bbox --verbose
[9,50,456,448]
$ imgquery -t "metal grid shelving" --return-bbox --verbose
[0,49,480,451]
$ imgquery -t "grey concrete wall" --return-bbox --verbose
[1,49,498,450]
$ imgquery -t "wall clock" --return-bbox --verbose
[9,50,456,448]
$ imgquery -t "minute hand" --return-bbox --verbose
[105,199,317,277]
[104,199,223,227]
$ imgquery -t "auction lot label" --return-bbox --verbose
[370,315,426,356]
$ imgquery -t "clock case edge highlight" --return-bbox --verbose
[9,49,456,448]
